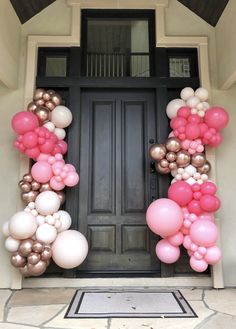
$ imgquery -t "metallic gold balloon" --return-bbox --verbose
[41,247,52,261]
[191,153,206,168]
[159,159,169,168]
[34,106,50,124]
[19,265,30,277]
[166,137,181,152]
[149,144,166,161]
[198,161,211,174]
[20,182,31,193]
[27,102,37,113]
[51,93,62,106]
[155,162,170,174]
[166,152,176,162]
[176,150,191,168]
[27,260,47,276]
[19,239,33,257]
[169,162,178,170]
[35,99,45,106]
[28,252,41,265]
[11,252,27,268]
[47,89,55,96]
[56,191,65,204]
[18,180,24,187]
[34,88,46,100]
[32,241,44,253]
[39,183,52,192]
[31,180,41,191]
[42,92,51,101]
[21,191,39,203]
[45,101,55,111]
[23,173,33,183]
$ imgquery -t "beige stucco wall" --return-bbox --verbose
[0,0,235,287]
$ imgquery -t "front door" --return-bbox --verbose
[77,89,160,274]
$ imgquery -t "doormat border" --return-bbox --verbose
[65,288,198,319]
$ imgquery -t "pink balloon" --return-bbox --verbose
[37,153,50,162]
[22,131,38,148]
[190,256,208,272]
[183,235,192,249]
[25,147,40,160]
[185,123,200,140]
[146,198,183,237]
[155,239,180,264]
[11,111,39,134]
[188,114,201,124]
[199,123,208,137]
[200,195,220,212]
[31,161,53,183]
[177,106,191,118]
[199,213,215,222]
[187,200,202,215]
[168,181,193,207]
[50,177,65,191]
[39,140,55,154]
[167,232,184,246]
[200,182,217,195]
[190,219,218,247]
[204,246,221,265]
[64,172,79,187]
[56,140,68,155]
[205,107,229,131]
[170,117,187,130]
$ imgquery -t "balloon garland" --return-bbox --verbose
[147,87,229,272]
[2,89,88,277]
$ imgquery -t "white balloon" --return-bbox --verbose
[2,222,10,237]
[186,96,200,108]
[57,210,72,232]
[195,88,209,101]
[185,165,197,176]
[36,223,57,244]
[54,128,66,140]
[182,172,190,180]
[202,101,210,110]
[36,215,45,226]
[9,211,37,240]
[5,236,20,252]
[198,110,205,118]
[35,191,60,216]
[180,87,194,101]
[51,105,72,128]
[43,121,55,132]
[186,177,197,185]
[166,99,186,119]
[52,230,88,269]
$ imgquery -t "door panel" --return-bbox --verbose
[78,89,160,273]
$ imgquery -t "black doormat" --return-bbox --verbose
[65,288,197,318]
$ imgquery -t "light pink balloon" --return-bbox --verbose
[64,172,79,187]
[167,232,184,246]
[204,246,221,265]
[190,256,208,272]
[31,161,53,183]
[183,235,192,249]
[50,177,65,191]
[37,153,50,162]
[190,219,218,247]
[199,213,215,222]
[155,239,180,264]
[146,198,183,238]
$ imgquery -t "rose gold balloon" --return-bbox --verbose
[56,191,65,204]
[21,191,39,203]
[34,106,50,124]
[11,252,27,268]
[18,180,24,187]
[191,153,206,168]
[159,159,169,168]
[198,161,211,174]
[51,93,62,106]
[166,137,181,152]
[176,150,191,168]
[169,162,178,170]
[47,89,55,96]
[31,180,41,191]
[27,102,38,113]
[155,162,170,174]
[23,173,33,183]
[39,183,52,192]
[28,252,41,265]
[34,88,46,100]
[166,152,176,162]
[32,241,44,253]
[41,247,52,261]
[149,144,166,161]
[35,99,45,107]
[42,92,51,101]
[19,265,30,277]
[27,260,47,276]
[45,101,55,111]
[19,239,33,257]
[20,182,31,193]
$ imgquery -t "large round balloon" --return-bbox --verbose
[166,99,186,119]
[35,191,60,215]
[11,111,39,134]
[204,107,229,131]
[168,181,193,207]
[190,219,218,247]
[146,198,183,237]
[31,161,53,183]
[9,211,37,240]
[155,239,180,264]
[52,230,88,269]
[51,105,73,128]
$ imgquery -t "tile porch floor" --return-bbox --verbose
[0,287,236,329]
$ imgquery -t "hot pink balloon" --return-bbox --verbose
[200,182,217,195]
[185,123,200,140]
[64,172,79,187]
[57,140,68,154]
[190,256,208,272]
[187,200,202,215]
[205,107,229,131]
[146,198,183,237]
[39,140,55,154]
[177,106,191,118]
[167,232,184,246]
[204,246,221,265]
[170,117,187,130]
[190,219,218,247]
[11,111,39,134]
[25,146,40,160]
[168,181,193,207]
[50,177,65,191]
[31,161,53,183]
[155,239,180,264]
[200,195,220,212]
[22,131,38,148]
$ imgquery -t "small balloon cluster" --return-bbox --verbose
[2,89,88,277]
[147,87,229,272]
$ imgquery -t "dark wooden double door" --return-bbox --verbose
[77,89,161,274]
